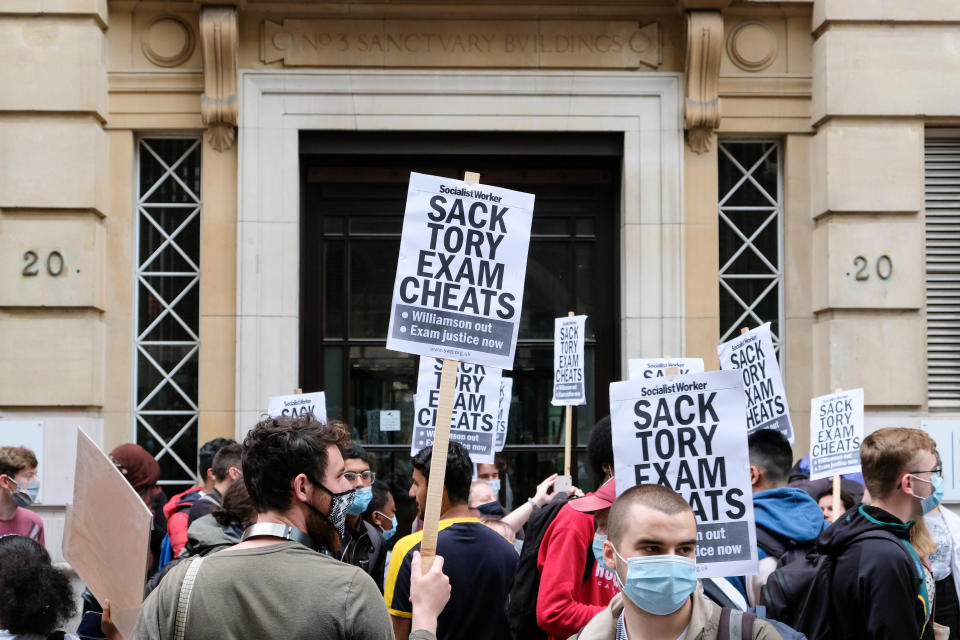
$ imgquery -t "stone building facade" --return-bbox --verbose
[2,0,960,555]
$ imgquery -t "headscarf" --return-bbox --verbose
[109,444,160,495]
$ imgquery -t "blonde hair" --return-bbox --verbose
[860,428,937,500]
[912,516,937,557]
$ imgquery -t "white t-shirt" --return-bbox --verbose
[926,510,953,581]
[615,614,687,640]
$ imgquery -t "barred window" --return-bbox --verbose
[134,137,202,493]
[925,130,960,408]
[718,140,784,356]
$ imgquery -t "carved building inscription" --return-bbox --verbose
[261,20,661,69]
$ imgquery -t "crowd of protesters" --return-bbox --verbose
[0,413,956,640]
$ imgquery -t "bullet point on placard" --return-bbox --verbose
[402,312,409,319]
[400,326,407,333]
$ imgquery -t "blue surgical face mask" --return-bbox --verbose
[609,544,698,615]
[348,485,372,515]
[9,479,39,508]
[912,473,945,514]
[375,510,397,540]
[592,533,607,565]
[485,479,501,495]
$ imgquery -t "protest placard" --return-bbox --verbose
[386,172,535,370]
[496,377,513,452]
[610,370,757,578]
[267,391,327,423]
[628,358,705,381]
[552,315,587,406]
[62,429,152,638]
[809,388,864,481]
[412,357,503,463]
[717,323,794,444]
[922,420,960,502]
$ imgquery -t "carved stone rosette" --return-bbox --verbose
[200,6,239,152]
[683,10,723,154]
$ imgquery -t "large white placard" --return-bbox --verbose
[717,323,794,445]
[552,315,587,406]
[496,377,513,452]
[412,357,503,463]
[628,358,705,381]
[610,370,757,578]
[386,172,535,370]
[267,392,327,424]
[809,388,864,481]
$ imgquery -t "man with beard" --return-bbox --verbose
[133,415,451,639]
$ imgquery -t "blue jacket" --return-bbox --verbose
[753,487,827,559]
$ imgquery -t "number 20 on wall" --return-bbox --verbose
[22,250,65,277]
[852,254,892,281]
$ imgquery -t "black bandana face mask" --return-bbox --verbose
[308,476,355,537]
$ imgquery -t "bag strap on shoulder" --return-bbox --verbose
[174,556,205,640]
[718,607,756,640]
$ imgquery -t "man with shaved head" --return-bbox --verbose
[575,484,782,640]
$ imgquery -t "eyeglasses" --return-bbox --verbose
[344,470,375,483]
[908,468,943,476]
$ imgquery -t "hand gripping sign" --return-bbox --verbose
[387,171,533,572]
[628,358,705,381]
[809,388,864,481]
[610,370,758,578]
[717,323,795,445]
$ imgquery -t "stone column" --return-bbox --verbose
[809,1,945,415]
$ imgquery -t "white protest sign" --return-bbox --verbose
[412,357,503,463]
[717,323,794,445]
[496,377,513,452]
[610,370,757,578]
[268,392,327,424]
[552,315,587,406]
[922,420,960,502]
[386,172,535,370]
[628,358,706,381]
[809,388,864,481]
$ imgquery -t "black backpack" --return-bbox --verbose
[506,492,592,640]
[756,524,820,568]
[760,529,914,639]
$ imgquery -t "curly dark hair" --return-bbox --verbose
[213,477,258,529]
[242,415,350,512]
[0,535,75,634]
[587,416,613,484]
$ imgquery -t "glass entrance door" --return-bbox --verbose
[300,131,621,537]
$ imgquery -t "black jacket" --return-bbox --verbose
[339,517,386,592]
[819,504,930,640]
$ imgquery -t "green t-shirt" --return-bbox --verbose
[134,541,415,639]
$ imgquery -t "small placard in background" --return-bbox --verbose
[923,420,960,503]
[380,410,401,432]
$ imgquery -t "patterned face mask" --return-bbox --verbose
[310,477,355,536]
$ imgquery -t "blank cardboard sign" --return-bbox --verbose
[62,429,152,638]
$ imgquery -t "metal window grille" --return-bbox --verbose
[134,137,202,491]
[718,140,784,358]
[925,130,960,408]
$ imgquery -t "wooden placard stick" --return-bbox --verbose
[295,388,302,395]
[740,327,749,335]
[558,311,575,493]
[420,170,481,573]
[832,387,843,522]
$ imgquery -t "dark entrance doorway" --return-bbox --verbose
[300,131,621,537]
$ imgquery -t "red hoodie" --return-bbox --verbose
[162,486,203,557]
[536,501,619,640]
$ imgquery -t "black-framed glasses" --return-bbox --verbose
[908,468,943,476]
[344,470,375,483]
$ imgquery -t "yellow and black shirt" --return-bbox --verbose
[385,517,518,640]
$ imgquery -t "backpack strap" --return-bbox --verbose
[174,556,205,640]
[719,607,757,640]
